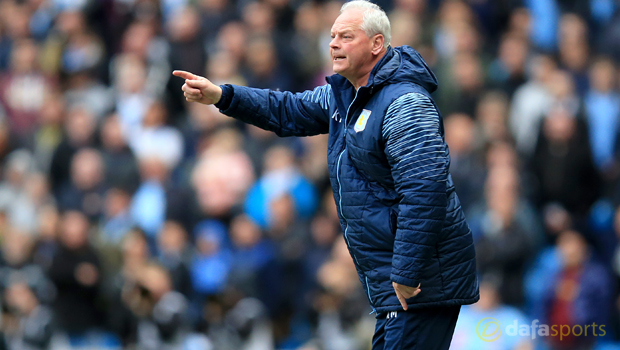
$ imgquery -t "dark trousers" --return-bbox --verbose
[372,305,461,350]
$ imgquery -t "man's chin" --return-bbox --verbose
[332,65,347,75]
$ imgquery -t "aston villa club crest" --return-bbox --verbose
[354,109,372,132]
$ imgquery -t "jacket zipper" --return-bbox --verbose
[335,88,376,313]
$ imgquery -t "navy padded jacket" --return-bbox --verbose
[217,46,479,313]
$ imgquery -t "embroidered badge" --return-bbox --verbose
[354,109,372,132]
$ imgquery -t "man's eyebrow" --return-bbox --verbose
[332,29,354,35]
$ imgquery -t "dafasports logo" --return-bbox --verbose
[476,319,606,341]
[476,318,502,342]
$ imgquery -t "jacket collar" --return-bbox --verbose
[326,46,398,92]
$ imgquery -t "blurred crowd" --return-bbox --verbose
[0,0,619,349]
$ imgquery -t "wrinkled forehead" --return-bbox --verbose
[331,8,365,33]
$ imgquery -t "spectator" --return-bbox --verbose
[488,33,529,97]
[99,187,133,245]
[509,54,557,156]
[191,127,255,218]
[451,278,533,350]
[469,165,537,306]
[2,281,54,350]
[157,220,192,296]
[49,106,97,196]
[584,57,619,178]
[122,263,189,349]
[245,145,318,229]
[49,210,105,342]
[444,113,484,211]
[531,106,600,217]
[57,148,107,221]
[0,38,54,140]
[130,100,185,171]
[544,230,612,349]
[99,114,140,192]
[191,220,232,297]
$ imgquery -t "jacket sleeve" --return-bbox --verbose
[217,84,332,137]
[382,92,448,288]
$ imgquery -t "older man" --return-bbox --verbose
[174,1,479,348]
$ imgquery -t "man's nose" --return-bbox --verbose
[329,37,339,49]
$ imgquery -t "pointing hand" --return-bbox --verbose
[172,70,223,105]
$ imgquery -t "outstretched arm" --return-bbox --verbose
[173,70,331,137]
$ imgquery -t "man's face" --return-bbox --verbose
[330,9,375,81]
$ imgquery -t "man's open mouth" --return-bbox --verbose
[333,56,345,61]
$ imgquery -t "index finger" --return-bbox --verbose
[395,288,408,311]
[172,70,199,80]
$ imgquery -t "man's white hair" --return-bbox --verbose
[340,0,391,49]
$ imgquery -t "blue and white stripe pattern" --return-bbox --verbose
[297,84,332,110]
[383,92,448,182]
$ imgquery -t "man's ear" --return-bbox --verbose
[371,34,385,55]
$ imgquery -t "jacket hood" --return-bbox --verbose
[368,45,438,93]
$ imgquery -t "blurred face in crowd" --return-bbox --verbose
[158,221,188,255]
[60,211,90,250]
[452,53,482,91]
[242,2,275,34]
[311,214,338,247]
[531,54,556,84]
[444,114,474,156]
[230,214,261,249]
[71,149,104,190]
[123,230,150,263]
[329,8,385,87]
[477,92,509,141]
[544,108,576,143]
[559,14,587,45]
[115,54,146,94]
[2,229,33,266]
[5,282,37,315]
[40,90,65,126]
[38,205,59,241]
[557,230,588,269]
[394,0,426,15]
[4,4,30,39]
[139,264,172,301]
[389,12,420,48]
[486,141,518,169]
[10,39,37,73]
[24,172,49,204]
[101,115,127,151]
[56,10,86,37]
[499,34,528,75]
[246,38,277,78]
[167,7,200,42]
[217,22,247,60]
[122,21,154,58]
[547,70,575,99]
[143,101,167,128]
[590,58,616,93]
[476,281,500,311]
[268,194,296,235]
[104,188,131,218]
[264,145,295,173]
[484,166,519,226]
[65,107,95,146]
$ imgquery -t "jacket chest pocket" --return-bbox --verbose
[346,140,392,186]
